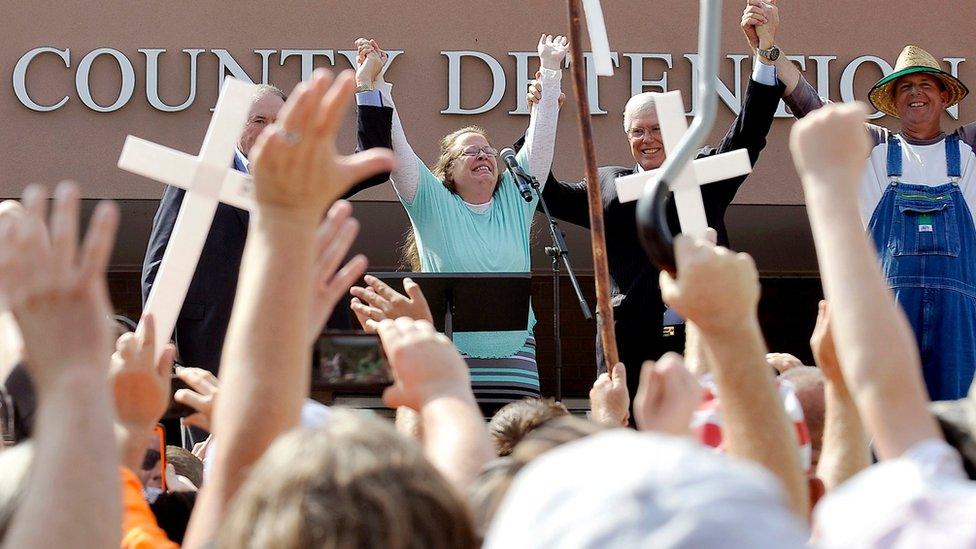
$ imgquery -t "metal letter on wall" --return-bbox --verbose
[684,53,748,115]
[944,58,966,120]
[141,48,204,112]
[13,47,71,111]
[625,53,673,97]
[75,48,136,112]
[279,49,335,81]
[441,51,506,115]
[841,55,893,120]
[577,51,620,115]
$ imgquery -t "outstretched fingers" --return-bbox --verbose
[77,200,119,288]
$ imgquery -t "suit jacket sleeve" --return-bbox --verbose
[141,184,185,306]
[691,78,785,241]
[512,135,592,229]
[343,105,395,199]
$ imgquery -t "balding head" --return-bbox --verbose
[779,366,826,466]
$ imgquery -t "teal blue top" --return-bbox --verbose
[401,148,538,358]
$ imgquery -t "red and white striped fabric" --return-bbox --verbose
[691,375,813,473]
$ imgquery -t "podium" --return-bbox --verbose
[367,272,531,339]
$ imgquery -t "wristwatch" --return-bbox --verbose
[757,44,781,62]
[356,82,374,93]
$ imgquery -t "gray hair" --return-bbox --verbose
[253,83,286,102]
[622,92,661,132]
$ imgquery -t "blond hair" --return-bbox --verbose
[218,410,477,549]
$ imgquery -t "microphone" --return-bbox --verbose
[499,147,535,202]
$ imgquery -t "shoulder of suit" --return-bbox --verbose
[597,165,633,180]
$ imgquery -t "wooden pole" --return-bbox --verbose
[566,0,618,367]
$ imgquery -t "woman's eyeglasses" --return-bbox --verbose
[458,145,499,157]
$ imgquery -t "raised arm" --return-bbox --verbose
[378,318,494,492]
[660,235,809,518]
[183,69,393,547]
[355,38,424,203]
[0,183,121,549]
[521,34,567,186]
[790,102,941,460]
[809,300,871,491]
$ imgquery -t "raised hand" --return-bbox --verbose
[755,0,780,49]
[306,201,369,344]
[249,68,395,219]
[349,275,433,331]
[589,362,630,426]
[659,235,761,335]
[377,318,473,411]
[174,366,219,432]
[766,352,804,374]
[809,300,843,384]
[633,353,701,435]
[740,1,763,50]
[0,183,118,392]
[355,38,388,87]
[111,314,176,430]
[538,34,570,70]
[790,102,871,194]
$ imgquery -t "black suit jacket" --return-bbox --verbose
[141,119,393,374]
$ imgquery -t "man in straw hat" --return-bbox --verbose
[744,0,975,402]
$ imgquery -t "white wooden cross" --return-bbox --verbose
[614,91,753,238]
[117,77,259,359]
[582,0,614,76]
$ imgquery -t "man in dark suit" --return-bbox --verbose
[143,84,392,374]
[525,63,786,398]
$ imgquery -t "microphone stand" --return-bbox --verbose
[531,175,592,402]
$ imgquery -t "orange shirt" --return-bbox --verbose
[120,467,179,549]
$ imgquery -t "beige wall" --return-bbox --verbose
[4,0,976,206]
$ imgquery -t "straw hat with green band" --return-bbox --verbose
[869,45,969,118]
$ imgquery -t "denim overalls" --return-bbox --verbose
[867,133,976,401]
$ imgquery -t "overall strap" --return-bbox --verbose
[887,134,903,181]
[946,133,962,182]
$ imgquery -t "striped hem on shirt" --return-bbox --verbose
[463,336,540,401]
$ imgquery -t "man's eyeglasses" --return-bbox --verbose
[458,145,499,157]
[627,127,661,140]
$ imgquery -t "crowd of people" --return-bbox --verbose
[2,1,976,547]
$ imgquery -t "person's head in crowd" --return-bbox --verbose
[0,441,32,542]
[431,125,502,202]
[779,366,825,467]
[488,397,570,456]
[470,415,610,536]
[139,448,164,489]
[219,409,477,549]
[166,445,204,490]
[623,92,666,171]
[484,429,808,548]
[237,84,287,158]
[149,490,197,545]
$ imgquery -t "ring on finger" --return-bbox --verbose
[275,126,302,145]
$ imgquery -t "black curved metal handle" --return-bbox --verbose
[637,178,676,275]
